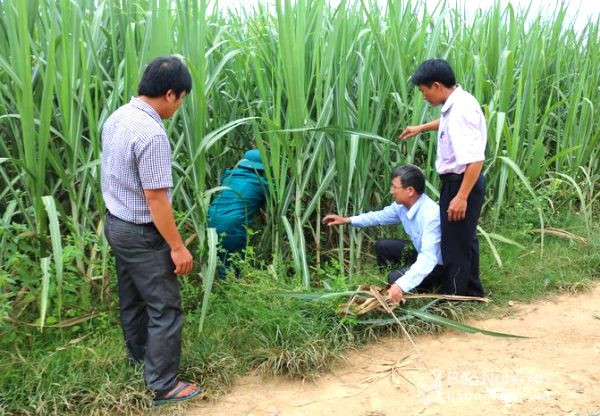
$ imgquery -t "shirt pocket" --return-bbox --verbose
[437,127,453,162]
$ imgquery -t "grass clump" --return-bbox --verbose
[0,327,152,415]
[481,222,600,306]
[183,273,361,381]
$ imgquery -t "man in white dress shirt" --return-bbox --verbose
[322,165,445,303]
[399,59,485,297]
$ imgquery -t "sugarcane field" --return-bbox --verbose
[0,0,598,415]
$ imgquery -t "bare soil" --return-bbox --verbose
[187,285,600,416]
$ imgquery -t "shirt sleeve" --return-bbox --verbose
[447,104,487,165]
[135,134,173,190]
[393,211,441,292]
[349,203,401,227]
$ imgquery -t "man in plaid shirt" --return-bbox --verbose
[102,56,201,404]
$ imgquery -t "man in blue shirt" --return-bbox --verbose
[208,149,268,276]
[323,165,444,303]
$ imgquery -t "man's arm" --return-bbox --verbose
[398,118,440,140]
[144,189,193,275]
[323,204,400,228]
[447,160,483,222]
[387,213,441,303]
[340,204,400,228]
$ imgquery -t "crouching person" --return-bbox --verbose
[322,165,444,303]
[207,149,268,277]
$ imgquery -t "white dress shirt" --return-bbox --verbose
[349,194,443,292]
[436,86,487,174]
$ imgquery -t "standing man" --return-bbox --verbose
[323,165,445,303]
[399,59,485,297]
[102,56,202,404]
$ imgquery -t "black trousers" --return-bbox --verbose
[104,213,182,396]
[438,173,485,296]
[375,239,445,292]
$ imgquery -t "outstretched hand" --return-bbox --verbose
[398,125,422,140]
[322,214,350,226]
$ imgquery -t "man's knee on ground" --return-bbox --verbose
[375,239,386,257]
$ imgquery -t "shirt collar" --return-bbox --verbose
[441,85,462,114]
[130,96,164,128]
[406,193,427,220]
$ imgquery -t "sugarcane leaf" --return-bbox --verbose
[356,316,414,325]
[39,257,51,331]
[273,290,364,301]
[405,308,528,338]
[199,227,219,332]
[42,195,63,319]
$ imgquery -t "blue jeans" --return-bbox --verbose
[104,212,182,396]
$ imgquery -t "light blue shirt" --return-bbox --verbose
[349,194,442,292]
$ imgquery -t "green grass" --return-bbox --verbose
[481,220,600,306]
[1,217,598,415]
[0,325,149,415]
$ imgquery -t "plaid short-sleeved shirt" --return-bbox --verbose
[101,97,173,224]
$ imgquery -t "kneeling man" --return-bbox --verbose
[323,165,444,303]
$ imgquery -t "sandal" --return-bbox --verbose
[153,381,203,406]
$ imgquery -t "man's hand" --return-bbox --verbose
[322,214,349,226]
[447,161,483,222]
[171,245,193,275]
[398,125,422,140]
[447,195,467,222]
[387,283,404,304]
[398,119,440,140]
[144,188,194,276]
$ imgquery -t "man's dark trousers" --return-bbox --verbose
[104,212,182,396]
[375,239,445,292]
[438,173,485,296]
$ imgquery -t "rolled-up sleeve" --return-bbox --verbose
[349,203,401,227]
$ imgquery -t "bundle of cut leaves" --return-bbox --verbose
[276,285,524,339]
[339,284,488,316]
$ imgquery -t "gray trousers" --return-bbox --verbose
[104,212,182,396]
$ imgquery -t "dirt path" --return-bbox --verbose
[187,286,600,416]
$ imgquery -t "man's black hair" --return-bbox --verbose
[138,56,192,98]
[410,59,456,88]
[391,165,425,194]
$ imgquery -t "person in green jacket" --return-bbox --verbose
[208,149,268,276]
